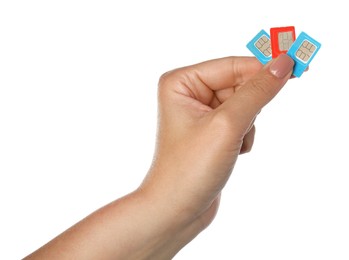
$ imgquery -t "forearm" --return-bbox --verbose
[24,182,204,260]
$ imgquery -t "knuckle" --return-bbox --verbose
[157,70,175,99]
[158,68,183,87]
[158,68,191,102]
[158,71,173,86]
[157,69,184,98]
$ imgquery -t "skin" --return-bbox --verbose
[25,55,294,260]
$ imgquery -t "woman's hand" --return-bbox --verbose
[25,54,294,260]
[141,54,294,244]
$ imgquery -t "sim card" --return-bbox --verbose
[270,26,296,58]
[246,29,272,64]
[287,31,321,77]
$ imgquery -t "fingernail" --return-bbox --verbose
[269,54,294,79]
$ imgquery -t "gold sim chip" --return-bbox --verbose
[254,35,271,57]
[295,40,317,62]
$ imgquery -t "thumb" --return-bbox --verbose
[221,54,294,132]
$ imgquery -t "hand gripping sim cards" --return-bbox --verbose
[247,27,321,77]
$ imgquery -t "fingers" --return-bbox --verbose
[240,125,256,154]
[158,56,263,108]
[192,56,263,91]
[163,56,262,91]
[220,54,294,133]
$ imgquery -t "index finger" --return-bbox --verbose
[190,56,263,91]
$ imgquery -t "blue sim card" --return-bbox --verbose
[246,29,272,64]
[287,32,321,77]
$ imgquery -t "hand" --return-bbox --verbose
[25,54,294,260]
[141,53,294,249]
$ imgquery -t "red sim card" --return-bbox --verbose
[270,26,296,58]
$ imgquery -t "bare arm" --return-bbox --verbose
[25,54,294,260]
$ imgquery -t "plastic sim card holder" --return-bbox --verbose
[270,26,296,58]
[287,32,321,77]
[246,29,272,64]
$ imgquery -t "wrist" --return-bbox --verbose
[132,185,218,259]
[129,186,196,259]
[137,165,221,252]
[141,161,222,223]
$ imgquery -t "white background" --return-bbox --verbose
[0,1,348,259]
